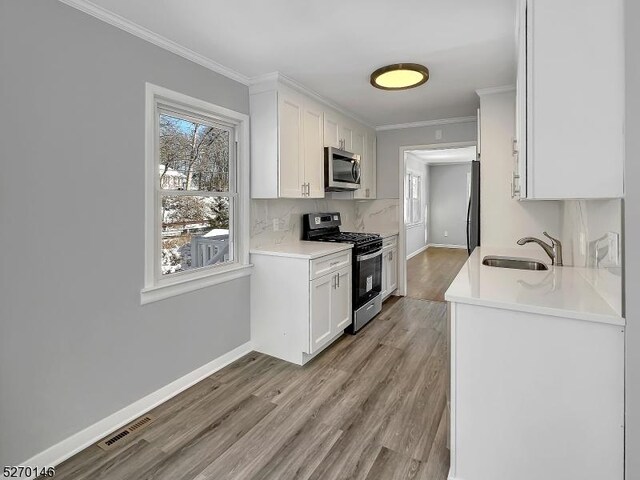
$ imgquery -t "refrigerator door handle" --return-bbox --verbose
[466,195,472,255]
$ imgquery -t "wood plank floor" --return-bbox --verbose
[50,296,449,480]
[407,247,468,302]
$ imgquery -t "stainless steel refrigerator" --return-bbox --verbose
[466,160,480,255]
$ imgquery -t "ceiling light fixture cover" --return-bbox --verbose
[370,63,430,91]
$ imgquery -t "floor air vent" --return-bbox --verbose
[96,415,154,451]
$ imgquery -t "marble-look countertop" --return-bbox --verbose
[373,231,399,240]
[445,247,625,326]
[250,241,352,260]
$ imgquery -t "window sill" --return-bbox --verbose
[140,263,253,305]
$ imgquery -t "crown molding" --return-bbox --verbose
[475,85,516,97]
[375,116,477,132]
[57,0,251,85]
[250,72,375,129]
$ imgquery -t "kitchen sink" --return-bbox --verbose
[482,255,548,271]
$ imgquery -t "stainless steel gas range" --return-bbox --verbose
[303,212,383,332]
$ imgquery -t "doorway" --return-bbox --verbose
[398,143,476,301]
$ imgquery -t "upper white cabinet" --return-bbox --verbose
[514,0,624,199]
[324,110,353,151]
[354,131,377,199]
[250,84,324,198]
[250,75,377,200]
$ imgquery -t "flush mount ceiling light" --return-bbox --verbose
[370,63,430,91]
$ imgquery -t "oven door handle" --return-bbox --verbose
[357,248,383,262]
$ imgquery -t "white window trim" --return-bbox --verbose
[405,170,424,227]
[141,83,252,305]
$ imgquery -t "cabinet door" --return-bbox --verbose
[332,266,352,332]
[278,92,304,198]
[381,249,389,299]
[339,123,353,152]
[324,112,340,148]
[353,130,373,199]
[387,247,398,293]
[310,273,334,353]
[513,0,527,199]
[303,101,325,198]
[526,0,624,199]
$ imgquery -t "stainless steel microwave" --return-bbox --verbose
[324,147,361,191]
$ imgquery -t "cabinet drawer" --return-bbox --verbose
[311,250,351,280]
[382,236,397,250]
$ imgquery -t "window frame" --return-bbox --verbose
[141,83,251,305]
[405,170,423,227]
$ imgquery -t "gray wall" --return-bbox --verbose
[625,0,639,475]
[0,1,250,465]
[428,163,472,246]
[405,155,428,257]
[376,121,477,199]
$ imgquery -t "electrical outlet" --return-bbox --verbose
[273,218,279,231]
[435,129,443,140]
[444,230,448,237]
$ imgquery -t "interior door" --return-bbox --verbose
[278,92,304,197]
[310,273,333,353]
[303,101,325,198]
[332,266,352,332]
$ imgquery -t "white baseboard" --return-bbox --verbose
[406,245,429,260]
[428,243,467,250]
[22,341,254,474]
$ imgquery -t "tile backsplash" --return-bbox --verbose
[560,199,623,315]
[250,198,400,248]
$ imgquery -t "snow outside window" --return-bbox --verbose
[142,84,251,304]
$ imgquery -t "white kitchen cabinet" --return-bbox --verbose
[381,235,398,300]
[513,0,624,199]
[250,83,324,198]
[310,265,351,354]
[354,131,377,199]
[251,246,353,365]
[324,110,353,151]
[448,301,624,480]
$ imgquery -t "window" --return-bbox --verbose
[404,171,423,226]
[142,84,251,304]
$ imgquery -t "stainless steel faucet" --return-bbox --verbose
[517,231,563,266]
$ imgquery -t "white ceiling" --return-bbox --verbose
[408,146,476,164]
[81,0,517,126]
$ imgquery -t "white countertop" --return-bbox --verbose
[250,241,352,260]
[445,247,625,326]
[374,231,399,240]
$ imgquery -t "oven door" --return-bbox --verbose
[354,248,382,308]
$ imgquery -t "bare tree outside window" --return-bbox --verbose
[158,112,234,275]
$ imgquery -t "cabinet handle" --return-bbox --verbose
[329,261,340,267]
[307,183,310,196]
[336,273,340,288]
[512,138,518,155]
[389,251,393,261]
[511,172,521,198]
[366,188,370,198]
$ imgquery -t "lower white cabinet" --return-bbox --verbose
[381,235,398,300]
[310,265,351,353]
[251,247,352,365]
[448,301,624,480]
